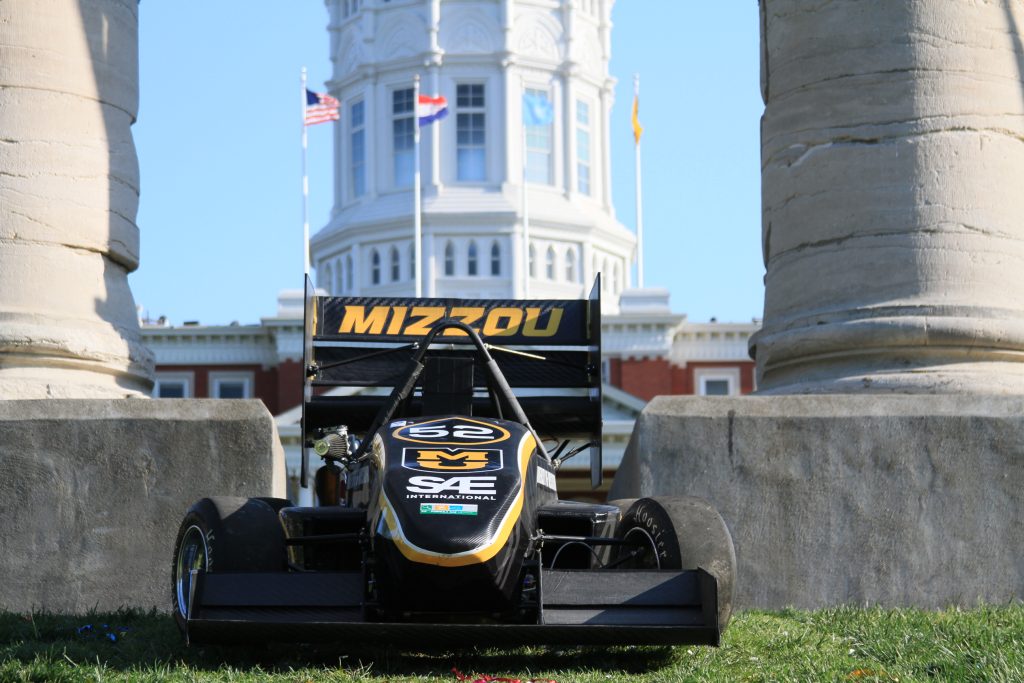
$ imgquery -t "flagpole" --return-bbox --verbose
[413,74,423,298]
[626,74,643,288]
[301,67,311,278]
[634,73,644,289]
[521,77,530,299]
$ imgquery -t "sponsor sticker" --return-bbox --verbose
[334,304,565,339]
[537,466,557,491]
[419,503,478,516]
[406,475,497,496]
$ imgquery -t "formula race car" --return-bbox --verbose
[171,277,736,646]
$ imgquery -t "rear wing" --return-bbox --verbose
[300,277,603,487]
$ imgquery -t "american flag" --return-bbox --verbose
[305,88,340,126]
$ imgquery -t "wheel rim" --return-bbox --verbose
[618,526,661,569]
[175,525,208,618]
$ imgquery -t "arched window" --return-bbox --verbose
[468,241,478,276]
[390,246,400,282]
[371,249,381,285]
[529,244,537,278]
[444,241,455,276]
[546,247,556,280]
[336,260,344,294]
[566,249,576,282]
[408,243,415,282]
[321,263,333,293]
[613,262,620,294]
[490,242,501,276]
[602,258,610,290]
[345,254,353,292]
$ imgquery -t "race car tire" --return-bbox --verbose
[614,496,736,634]
[170,496,286,634]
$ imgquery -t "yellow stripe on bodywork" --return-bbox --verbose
[379,432,537,567]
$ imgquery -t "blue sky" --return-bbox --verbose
[131,2,763,326]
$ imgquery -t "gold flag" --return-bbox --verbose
[631,94,643,144]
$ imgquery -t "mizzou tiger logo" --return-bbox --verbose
[402,448,503,473]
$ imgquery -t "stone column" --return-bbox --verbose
[752,0,1024,393]
[0,0,153,397]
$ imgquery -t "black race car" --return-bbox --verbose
[171,277,736,646]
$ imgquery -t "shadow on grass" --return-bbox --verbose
[0,610,678,678]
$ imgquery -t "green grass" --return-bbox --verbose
[1,606,1022,682]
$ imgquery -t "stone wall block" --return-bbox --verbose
[610,395,1024,609]
[0,400,286,613]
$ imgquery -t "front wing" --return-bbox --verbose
[184,567,720,646]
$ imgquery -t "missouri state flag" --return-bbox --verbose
[417,94,448,126]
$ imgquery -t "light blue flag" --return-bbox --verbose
[522,92,553,126]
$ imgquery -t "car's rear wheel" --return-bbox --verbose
[170,497,287,634]
[612,496,736,634]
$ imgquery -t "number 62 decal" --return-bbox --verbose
[394,417,511,445]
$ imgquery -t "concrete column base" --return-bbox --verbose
[0,399,286,613]
[608,395,1024,610]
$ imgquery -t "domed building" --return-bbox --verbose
[310,0,634,310]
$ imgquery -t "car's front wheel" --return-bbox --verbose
[170,496,288,634]
[612,496,736,634]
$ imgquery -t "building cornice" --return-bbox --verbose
[143,331,278,367]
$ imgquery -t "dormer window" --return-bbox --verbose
[468,241,479,276]
[490,242,501,276]
[444,241,455,276]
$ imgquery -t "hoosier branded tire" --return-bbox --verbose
[170,497,287,634]
[614,496,736,633]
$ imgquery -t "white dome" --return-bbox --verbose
[311,0,633,311]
